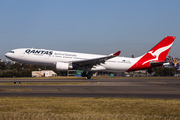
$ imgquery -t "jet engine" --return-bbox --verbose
[56,62,72,71]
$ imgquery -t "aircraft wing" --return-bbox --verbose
[72,51,121,66]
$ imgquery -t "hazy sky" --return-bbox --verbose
[1,0,180,60]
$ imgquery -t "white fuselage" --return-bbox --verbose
[5,36,176,75]
[5,48,140,72]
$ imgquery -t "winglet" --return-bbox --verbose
[113,51,121,56]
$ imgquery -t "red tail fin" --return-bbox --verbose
[127,36,176,72]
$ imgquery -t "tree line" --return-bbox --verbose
[0,62,177,77]
[0,62,66,77]
[148,66,177,76]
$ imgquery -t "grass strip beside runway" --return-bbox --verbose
[0,97,179,116]
[0,82,89,85]
[0,76,180,80]
[0,89,31,91]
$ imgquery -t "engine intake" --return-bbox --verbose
[56,62,72,71]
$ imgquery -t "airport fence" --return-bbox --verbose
[0,113,180,120]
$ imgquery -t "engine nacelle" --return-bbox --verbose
[56,62,72,71]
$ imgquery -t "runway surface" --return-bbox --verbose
[0,77,180,99]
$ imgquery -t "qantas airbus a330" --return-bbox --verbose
[5,36,176,79]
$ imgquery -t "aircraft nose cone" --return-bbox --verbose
[5,53,9,58]
[5,53,7,57]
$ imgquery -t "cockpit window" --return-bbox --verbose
[9,51,14,53]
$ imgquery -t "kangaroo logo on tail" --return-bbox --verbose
[127,36,176,72]
[142,42,174,65]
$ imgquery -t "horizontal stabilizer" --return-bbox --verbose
[150,61,166,67]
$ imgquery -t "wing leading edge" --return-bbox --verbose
[72,51,121,66]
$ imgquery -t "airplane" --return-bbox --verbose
[5,36,176,79]
[168,56,180,69]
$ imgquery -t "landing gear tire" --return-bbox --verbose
[86,72,92,79]
[82,71,92,79]
[82,72,86,77]
[86,74,91,79]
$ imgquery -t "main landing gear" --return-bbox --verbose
[82,71,92,79]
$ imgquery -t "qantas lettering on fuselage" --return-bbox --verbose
[25,49,53,55]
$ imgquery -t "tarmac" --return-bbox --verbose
[0,77,180,99]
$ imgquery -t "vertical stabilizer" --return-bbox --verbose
[127,36,176,71]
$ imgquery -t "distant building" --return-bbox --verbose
[4,60,15,65]
[32,70,57,77]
